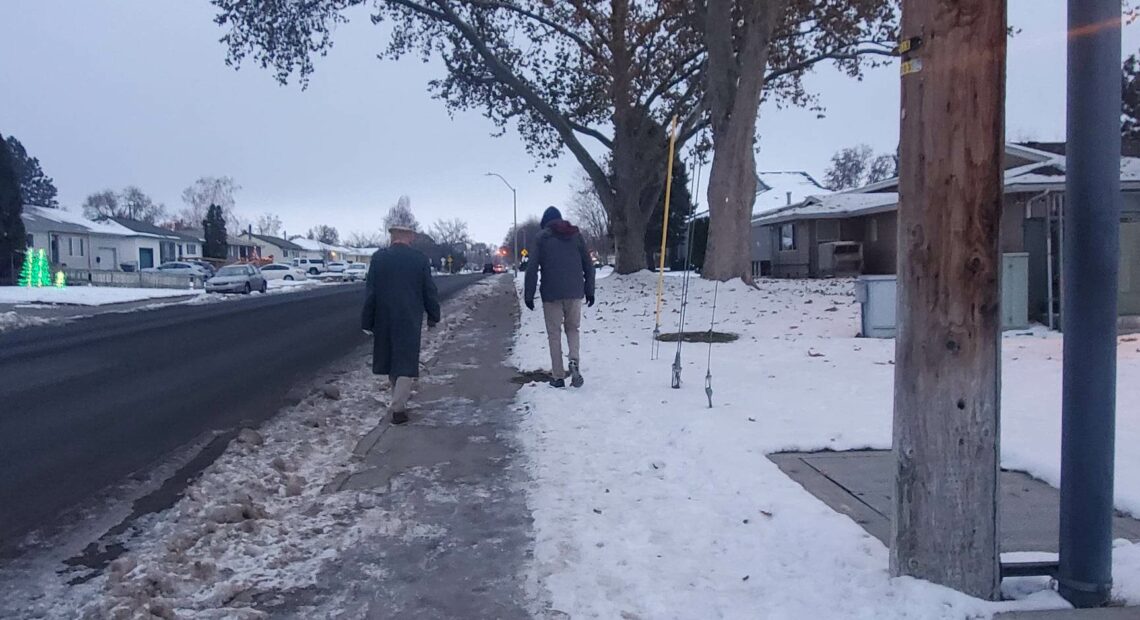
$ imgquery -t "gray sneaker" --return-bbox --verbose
[569,360,584,388]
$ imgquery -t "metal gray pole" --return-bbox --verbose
[1059,0,1121,608]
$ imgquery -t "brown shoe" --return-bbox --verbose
[391,410,409,425]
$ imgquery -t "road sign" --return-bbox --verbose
[520,249,529,258]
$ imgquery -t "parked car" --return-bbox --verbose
[187,260,217,278]
[482,263,495,274]
[326,261,348,273]
[345,262,368,281]
[259,263,307,281]
[292,257,326,275]
[206,264,267,294]
[143,261,210,277]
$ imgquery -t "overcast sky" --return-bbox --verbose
[2,2,1138,246]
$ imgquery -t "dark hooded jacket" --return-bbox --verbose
[361,244,441,377]
[524,208,595,304]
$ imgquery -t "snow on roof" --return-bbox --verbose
[21,205,141,237]
[693,171,831,219]
[754,171,832,216]
[288,237,324,252]
[752,193,900,225]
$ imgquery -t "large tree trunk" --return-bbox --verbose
[701,0,785,282]
[601,106,669,274]
[703,128,758,280]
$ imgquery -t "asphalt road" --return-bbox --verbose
[0,274,484,551]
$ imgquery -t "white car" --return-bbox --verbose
[259,263,307,281]
[326,261,348,273]
[345,262,368,281]
[292,257,326,275]
[144,261,210,277]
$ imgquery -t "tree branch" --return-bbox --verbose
[568,120,614,149]
[463,0,607,64]
[765,46,897,84]
[424,0,614,199]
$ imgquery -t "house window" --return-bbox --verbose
[868,218,879,243]
[79,239,84,256]
[817,221,840,242]
[26,233,33,247]
[779,224,797,251]
[68,238,74,255]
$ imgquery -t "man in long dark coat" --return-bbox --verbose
[361,225,441,424]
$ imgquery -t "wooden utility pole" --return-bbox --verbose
[891,0,1007,600]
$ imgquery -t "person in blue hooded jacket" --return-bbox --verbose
[524,206,596,388]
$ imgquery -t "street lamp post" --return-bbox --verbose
[485,172,518,273]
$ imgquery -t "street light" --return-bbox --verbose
[485,172,518,273]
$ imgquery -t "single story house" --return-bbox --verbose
[288,237,327,261]
[21,206,176,271]
[689,171,833,277]
[226,235,260,262]
[751,143,1140,322]
[105,217,200,266]
[240,232,305,264]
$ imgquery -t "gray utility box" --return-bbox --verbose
[855,253,1031,339]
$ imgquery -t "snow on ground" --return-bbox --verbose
[513,272,1140,618]
[1,278,499,620]
[0,310,58,332]
[0,285,202,306]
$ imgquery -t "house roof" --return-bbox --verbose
[104,217,185,240]
[226,235,259,247]
[694,171,832,220]
[288,237,324,252]
[752,193,900,225]
[21,205,140,237]
[753,151,1140,226]
[243,232,304,251]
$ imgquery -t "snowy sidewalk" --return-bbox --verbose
[269,275,535,618]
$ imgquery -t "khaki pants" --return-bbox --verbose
[387,375,414,413]
[543,299,582,379]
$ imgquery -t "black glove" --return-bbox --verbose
[586,295,595,308]
[525,299,535,311]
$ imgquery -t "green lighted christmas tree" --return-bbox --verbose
[18,249,52,287]
[17,250,33,287]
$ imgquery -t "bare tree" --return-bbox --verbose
[823,144,897,190]
[430,218,470,247]
[824,144,874,190]
[307,225,340,245]
[383,195,419,232]
[181,176,240,226]
[567,171,611,256]
[868,153,898,184]
[82,190,120,221]
[82,187,166,223]
[346,230,387,248]
[255,212,283,236]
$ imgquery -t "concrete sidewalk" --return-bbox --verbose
[268,276,535,618]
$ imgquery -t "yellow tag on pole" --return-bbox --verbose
[521,249,529,258]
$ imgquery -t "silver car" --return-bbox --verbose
[206,264,267,294]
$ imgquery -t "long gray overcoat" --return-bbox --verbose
[361,244,441,378]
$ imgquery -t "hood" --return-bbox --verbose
[540,206,562,228]
[547,219,580,239]
[208,275,248,284]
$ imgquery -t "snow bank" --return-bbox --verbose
[514,272,1140,618]
[0,285,201,306]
